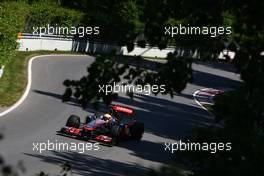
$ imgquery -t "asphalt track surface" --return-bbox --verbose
[0,55,241,176]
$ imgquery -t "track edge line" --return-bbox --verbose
[0,54,88,117]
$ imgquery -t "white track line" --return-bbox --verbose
[193,88,220,117]
[0,54,87,117]
[193,90,209,111]
[197,101,214,105]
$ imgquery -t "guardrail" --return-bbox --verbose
[17,33,175,58]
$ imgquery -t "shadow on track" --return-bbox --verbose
[25,151,149,176]
[192,70,241,88]
[118,139,174,164]
[115,94,212,139]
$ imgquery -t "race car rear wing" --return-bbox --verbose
[110,104,134,116]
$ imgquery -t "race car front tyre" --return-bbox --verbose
[130,122,144,140]
[66,115,80,128]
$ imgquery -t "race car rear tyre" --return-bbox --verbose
[110,125,120,146]
[66,115,80,128]
[111,125,121,136]
[130,122,144,140]
[110,137,119,146]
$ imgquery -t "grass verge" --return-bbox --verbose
[0,51,85,107]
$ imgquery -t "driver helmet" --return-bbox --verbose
[102,114,112,122]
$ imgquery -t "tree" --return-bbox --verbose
[61,0,236,108]
[62,53,192,108]
[177,1,264,176]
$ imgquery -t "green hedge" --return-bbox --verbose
[0,1,84,66]
[0,1,29,65]
[25,2,85,32]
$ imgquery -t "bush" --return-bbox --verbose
[0,1,84,68]
[25,2,85,32]
[0,1,29,66]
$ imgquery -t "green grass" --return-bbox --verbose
[0,51,85,107]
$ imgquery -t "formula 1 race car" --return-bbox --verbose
[58,105,144,146]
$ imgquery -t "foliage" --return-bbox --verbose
[143,0,227,53]
[62,53,192,108]
[112,0,144,48]
[183,85,264,176]
[0,1,29,65]
[25,2,85,32]
[0,0,84,67]
[63,54,128,108]
[85,0,144,46]
[178,1,264,175]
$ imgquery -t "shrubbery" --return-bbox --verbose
[25,2,84,32]
[0,1,84,68]
[0,1,28,66]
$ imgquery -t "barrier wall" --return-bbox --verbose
[17,34,175,58]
